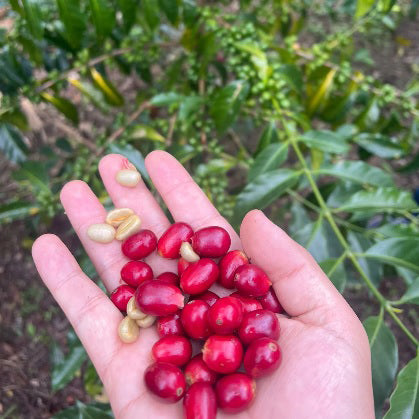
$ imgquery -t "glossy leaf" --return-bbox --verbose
[209,81,249,133]
[398,278,419,305]
[108,143,150,183]
[22,0,43,38]
[118,0,137,31]
[354,134,405,159]
[0,123,28,163]
[159,0,178,24]
[13,161,50,193]
[336,187,416,212]
[234,169,300,224]
[248,143,289,181]
[68,78,108,112]
[384,355,419,419]
[255,121,279,155]
[40,93,79,124]
[142,0,160,30]
[374,224,419,238]
[130,124,165,142]
[57,0,87,50]
[90,68,124,106]
[308,68,336,115]
[356,0,376,18]
[150,92,184,106]
[53,401,113,418]
[299,130,350,154]
[89,0,115,38]
[364,238,419,273]
[0,201,39,223]
[316,160,394,187]
[364,316,398,418]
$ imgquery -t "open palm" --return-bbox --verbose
[32,151,374,419]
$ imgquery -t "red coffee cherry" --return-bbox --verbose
[144,362,186,403]
[180,259,219,295]
[157,272,180,287]
[184,382,217,419]
[202,335,243,374]
[157,311,184,338]
[120,261,153,287]
[215,373,255,413]
[230,292,263,313]
[234,264,271,297]
[152,336,192,367]
[191,226,231,258]
[135,280,184,316]
[258,287,284,314]
[157,222,194,259]
[110,285,135,311]
[207,296,243,335]
[191,290,219,307]
[238,309,280,346]
[181,300,212,340]
[121,230,157,260]
[178,258,192,275]
[219,250,249,289]
[244,337,281,378]
[184,354,218,386]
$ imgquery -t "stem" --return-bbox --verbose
[326,251,347,278]
[283,120,418,346]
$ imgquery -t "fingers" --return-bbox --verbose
[32,234,122,378]
[240,210,354,327]
[145,150,240,249]
[99,154,175,275]
[60,180,125,291]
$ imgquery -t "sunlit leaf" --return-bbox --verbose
[130,124,165,142]
[40,93,79,124]
[308,68,336,115]
[356,0,376,18]
[90,68,124,106]
[299,130,350,154]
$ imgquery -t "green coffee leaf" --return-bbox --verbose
[57,0,87,50]
[354,134,405,159]
[235,42,268,81]
[364,238,419,273]
[316,160,393,187]
[118,0,137,31]
[254,121,279,155]
[159,0,179,25]
[53,401,113,418]
[356,0,376,18]
[142,0,160,30]
[0,201,39,223]
[130,124,165,142]
[319,258,346,292]
[150,92,184,106]
[299,130,350,154]
[22,0,43,39]
[289,202,311,238]
[0,123,28,163]
[364,316,398,418]
[233,169,300,224]
[248,143,288,181]
[336,187,416,212]
[89,0,116,38]
[374,224,419,238]
[90,68,124,107]
[398,277,419,305]
[13,161,50,193]
[179,96,204,122]
[209,81,249,133]
[41,93,79,124]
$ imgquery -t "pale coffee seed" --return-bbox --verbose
[116,169,141,187]
[127,297,147,320]
[115,214,142,240]
[87,223,115,243]
[136,315,156,328]
[106,208,135,227]
[118,317,140,343]
[180,242,200,262]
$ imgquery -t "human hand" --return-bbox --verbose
[32,151,374,418]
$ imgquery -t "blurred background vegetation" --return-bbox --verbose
[0,0,418,418]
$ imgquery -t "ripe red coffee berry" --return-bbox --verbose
[244,337,281,378]
[191,226,231,258]
[219,250,249,289]
[110,285,135,311]
[238,309,280,346]
[157,222,194,259]
[191,290,219,307]
[135,280,184,316]
[144,362,186,403]
[184,354,218,386]
[120,261,153,287]
[258,287,284,313]
[178,258,192,275]
[202,335,243,374]
[230,292,263,313]
[184,383,217,419]
[157,312,184,338]
[234,264,271,297]
[181,300,211,340]
[180,259,219,295]
[152,336,192,367]
[157,272,180,287]
[215,373,255,413]
[121,230,157,260]
[208,296,243,335]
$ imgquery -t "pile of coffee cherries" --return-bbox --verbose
[99,215,283,417]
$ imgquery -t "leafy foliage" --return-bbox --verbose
[0,0,417,417]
